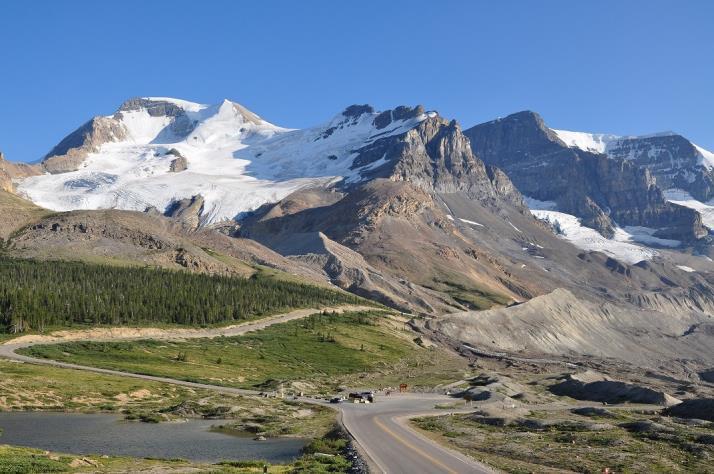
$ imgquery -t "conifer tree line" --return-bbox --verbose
[0,257,363,333]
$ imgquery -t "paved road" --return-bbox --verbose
[339,394,493,474]
[0,306,490,473]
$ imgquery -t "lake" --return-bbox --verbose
[0,411,307,463]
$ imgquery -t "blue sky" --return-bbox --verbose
[1,0,712,162]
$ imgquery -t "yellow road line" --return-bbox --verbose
[373,415,459,474]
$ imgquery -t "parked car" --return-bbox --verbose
[347,391,375,403]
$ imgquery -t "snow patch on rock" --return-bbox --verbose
[524,196,557,211]
[694,143,714,169]
[552,129,619,154]
[459,218,484,227]
[532,209,659,264]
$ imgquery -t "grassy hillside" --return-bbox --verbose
[22,311,468,392]
[0,190,49,241]
[0,257,365,334]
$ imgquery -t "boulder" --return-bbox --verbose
[550,371,681,406]
[664,398,714,421]
[167,148,188,172]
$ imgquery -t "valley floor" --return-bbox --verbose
[2,306,713,473]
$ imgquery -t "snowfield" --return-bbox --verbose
[17,98,432,224]
[551,129,619,154]
[525,196,682,264]
[523,196,557,211]
[530,209,660,264]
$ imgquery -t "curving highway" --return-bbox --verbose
[340,394,493,473]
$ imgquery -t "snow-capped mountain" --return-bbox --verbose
[14,99,714,272]
[14,97,544,313]
[553,128,714,228]
[464,111,707,256]
[553,129,714,172]
[18,98,435,224]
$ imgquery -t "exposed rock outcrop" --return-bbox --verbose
[41,98,200,174]
[117,97,187,118]
[163,195,205,230]
[459,373,528,402]
[240,178,538,314]
[116,97,197,138]
[0,151,41,192]
[373,105,425,129]
[42,116,128,173]
[167,148,188,172]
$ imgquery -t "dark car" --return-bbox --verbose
[330,397,342,404]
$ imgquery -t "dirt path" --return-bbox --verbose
[4,304,373,346]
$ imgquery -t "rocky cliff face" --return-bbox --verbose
[350,108,526,211]
[605,134,714,202]
[464,111,706,242]
[42,116,128,173]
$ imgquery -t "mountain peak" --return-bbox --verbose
[374,105,426,129]
[341,104,375,118]
[505,110,550,130]
[218,99,267,126]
